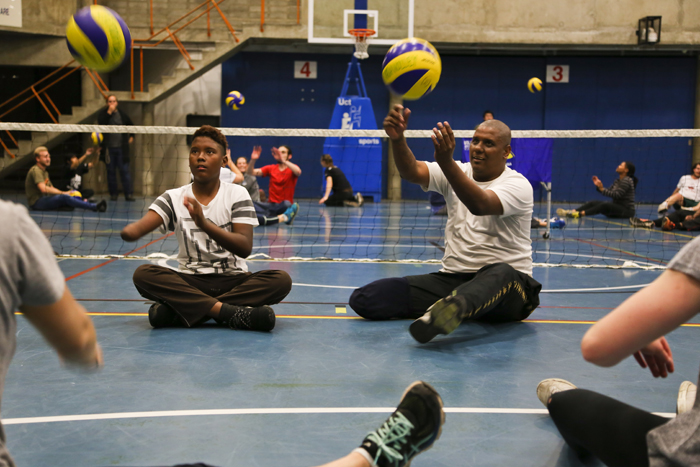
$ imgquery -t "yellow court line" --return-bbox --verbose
[335,306,347,314]
[587,217,697,240]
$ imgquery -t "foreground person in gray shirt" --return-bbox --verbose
[537,235,700,467]
[0,200,102,466]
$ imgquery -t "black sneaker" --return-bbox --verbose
[225,305,275,331]
[629,217,653,228]
[96,200,107,212]
[358,381,445,467]
[148,303,181,328]
[409,293,465,344]
[125,196,136,202]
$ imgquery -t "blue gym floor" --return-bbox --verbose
[3,196,699,466]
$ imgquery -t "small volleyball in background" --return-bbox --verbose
[528,77,543,93]
[69,190,83,199]
[381,38,441,100]
[225,91,245,110]
[66,5,131,72]
[91,131,103,145]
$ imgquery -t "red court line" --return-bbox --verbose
[575,238,667,265]
[64,233,174,282]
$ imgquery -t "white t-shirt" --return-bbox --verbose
[422,161,534,276]
[149,182,258,275]
[677,175,700,202]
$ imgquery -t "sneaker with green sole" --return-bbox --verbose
[409,293,465,344]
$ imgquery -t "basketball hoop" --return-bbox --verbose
[349,28,375,60]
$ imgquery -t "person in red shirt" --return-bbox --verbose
[249,145,302,203]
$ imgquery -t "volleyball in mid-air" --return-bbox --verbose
[91,131,103,145]
[66,5,131,72]
[225,91,245,110]
[381,38,441,100]
[528,77,543,93]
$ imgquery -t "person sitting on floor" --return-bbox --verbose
[25,146,106,212]
[319,154,363,207]
[244,146,298,226]
[557,161,637,219]
[120,125,292,331]
[65,147,100,201]
[657,162,700,215]
[536,233,700,467]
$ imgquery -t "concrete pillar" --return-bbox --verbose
[137,102,156,196]
[386,93,403,201]
[694,55,700,166]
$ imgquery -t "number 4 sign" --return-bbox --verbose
[546,65,569,83]
[294,61,317,79]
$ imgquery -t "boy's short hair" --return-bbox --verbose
[192,125,227,152]
[320,154,333,165]
[34,146,48,158]
[280,145,292,156]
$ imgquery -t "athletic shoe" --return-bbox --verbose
[556,208,579,218]
[409,293,466,344]
[356,192,364,206]
[96,200,107,212]
[658,201,669,214]
[224,305,276,331]
[148,303,181,328]
[662,217,676,231]
[677,381,697,415]
[125,196,136,202]
[355,381,445,467]
[536,378,578,407]
[629,217,653,228]
[283,203,299,225]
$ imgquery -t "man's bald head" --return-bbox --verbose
[477,119,511,147]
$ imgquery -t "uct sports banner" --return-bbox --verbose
[323,96,382,201]
[462,138,553,186]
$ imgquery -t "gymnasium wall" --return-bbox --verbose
[221,51,696,203]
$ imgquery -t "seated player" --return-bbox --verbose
[26,146,106,212]
[120,125,292,330]
[248,144,302,203]
[557,162,637,219]
[244,146,298,225]
[0,199,102,466]
[65,147,99,200]
[536,234,700,466]
[657,162,700,214]
[349,105,542,344]
[319,154,363,207]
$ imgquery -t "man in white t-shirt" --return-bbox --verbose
[349,105,542,344]
[121,125,292,331]
[658,163,700,214]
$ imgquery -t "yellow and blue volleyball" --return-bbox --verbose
[91,131,103,145]
[69,191,83,199]
[225,91,245,110]
[66,5,131,73]
[528,77,543,93]
[381,38,441,100]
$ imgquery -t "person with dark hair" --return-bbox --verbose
[65,147,99,201]
[536,234,700,467]
[558,161,637,219]
[121,125,292,331]
[96,94,135,201]
[319,154,363,207]
[483,110,494,121]
[657,163,700,215]
[349,105,541,344]
[25,146,106,212]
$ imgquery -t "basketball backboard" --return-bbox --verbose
[308,0,414,46]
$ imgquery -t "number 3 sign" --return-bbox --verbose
[546,65,569,83]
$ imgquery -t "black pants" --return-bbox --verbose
[576,200,634,218]
[324,189,355,207]
[349,263,541,321]
[653,208,694,228]
[133,264,292,327]
[548,389,668,467]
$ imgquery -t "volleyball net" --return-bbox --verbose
[0,122,698,269]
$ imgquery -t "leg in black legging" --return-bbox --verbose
[576,200,605,213]
[548,389,668,467]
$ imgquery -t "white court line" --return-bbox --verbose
[1,407,675,425]
[291,283,651,292]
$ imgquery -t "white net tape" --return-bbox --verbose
[1,122,700,139]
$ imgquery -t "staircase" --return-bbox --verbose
[0,38,250,180]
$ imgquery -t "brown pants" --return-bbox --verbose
[133,264,292,327]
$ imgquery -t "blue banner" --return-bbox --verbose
[462,138,552,187]
[323,59,382,201]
